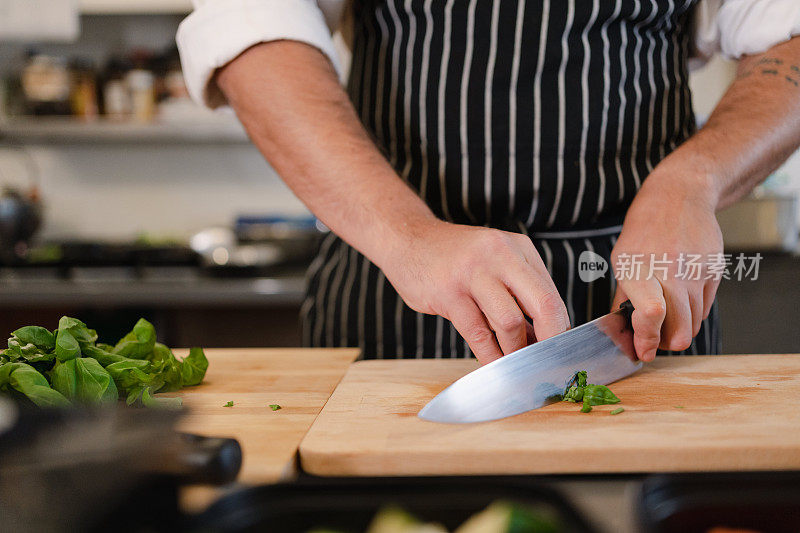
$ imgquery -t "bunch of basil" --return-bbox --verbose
[0,317,208,408]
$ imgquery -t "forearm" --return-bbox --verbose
[216,41,438,269]
[643,36,800,210]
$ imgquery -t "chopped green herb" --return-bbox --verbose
[562,371,621,414]
[224,401,234,407]
[269,404,281,411]
[610,407,624,415]
[674,405,685,409]
[583,384,620,406]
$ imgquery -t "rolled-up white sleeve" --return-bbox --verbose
[695,0,800,60]
[176,0,342,109]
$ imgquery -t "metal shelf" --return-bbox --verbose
[0,271,305,307]
[0,116,250,145]
[79,0,192,15]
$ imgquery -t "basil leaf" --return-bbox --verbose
[0,315,208,409]
[148,343,182,392]
[582,384,620,406]
[82,344,147,369]
[4,338,54,364]
[12,326,55,351]
[141,387,182,409]
[562,385,583,403]
[112,318,156,359]
[50,358,118,404]
[57,316,98,347]
[180,347,208,387]
[0,362,70,408]
[54,328,81,362]
[105,359,160,400]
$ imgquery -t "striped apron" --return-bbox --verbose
[302,0,721,358]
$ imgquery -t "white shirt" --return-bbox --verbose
[176,0,800,109]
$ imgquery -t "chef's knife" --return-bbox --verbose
[418,301,641,423]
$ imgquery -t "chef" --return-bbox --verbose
[177,0,800,363]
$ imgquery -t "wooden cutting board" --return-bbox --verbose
[300,355,800,477]
[162,348,359,484]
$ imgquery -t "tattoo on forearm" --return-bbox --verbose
[739,56,800,87]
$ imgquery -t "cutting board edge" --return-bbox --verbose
[300,446,800,477]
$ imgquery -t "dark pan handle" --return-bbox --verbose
[177,433,242,485]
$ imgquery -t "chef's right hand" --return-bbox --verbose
[379,220,571,364]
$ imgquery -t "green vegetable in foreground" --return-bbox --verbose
[269,404,281,411]
[0,316,208,408]
[224,401,234,407]
[561,371,621,414]
[610,407,624,415]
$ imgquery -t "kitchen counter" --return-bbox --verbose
[0,269,306,307]
[167,351,798,532]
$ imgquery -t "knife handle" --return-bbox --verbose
[619,299,634,329]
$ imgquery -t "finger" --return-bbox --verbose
[618,279,666,362]
[472,282,529,355]
[503,260,570,342]
[445,296,503,365]
[660,285,693,352]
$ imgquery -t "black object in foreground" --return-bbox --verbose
[0,316,208,408]
[193,477,598,533]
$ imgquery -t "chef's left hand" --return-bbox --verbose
[610,162,723,362]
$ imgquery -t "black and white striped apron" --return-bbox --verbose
[302,0,721,358]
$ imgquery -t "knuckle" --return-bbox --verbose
[466,325,495,347]
[640,300,667,321]
[514,233,535,250]
[442,276,464,296]
[535,290,566,318]
[496,312,526,333]
[481,230,513,254]
[635,328,662,344]
[666,330,693,351]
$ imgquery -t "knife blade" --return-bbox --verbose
[418,301,641,423]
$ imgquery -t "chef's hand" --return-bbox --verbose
[380,220,570,364]
[610,163,723,362]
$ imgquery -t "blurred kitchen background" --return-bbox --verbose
[0,0,798,352]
